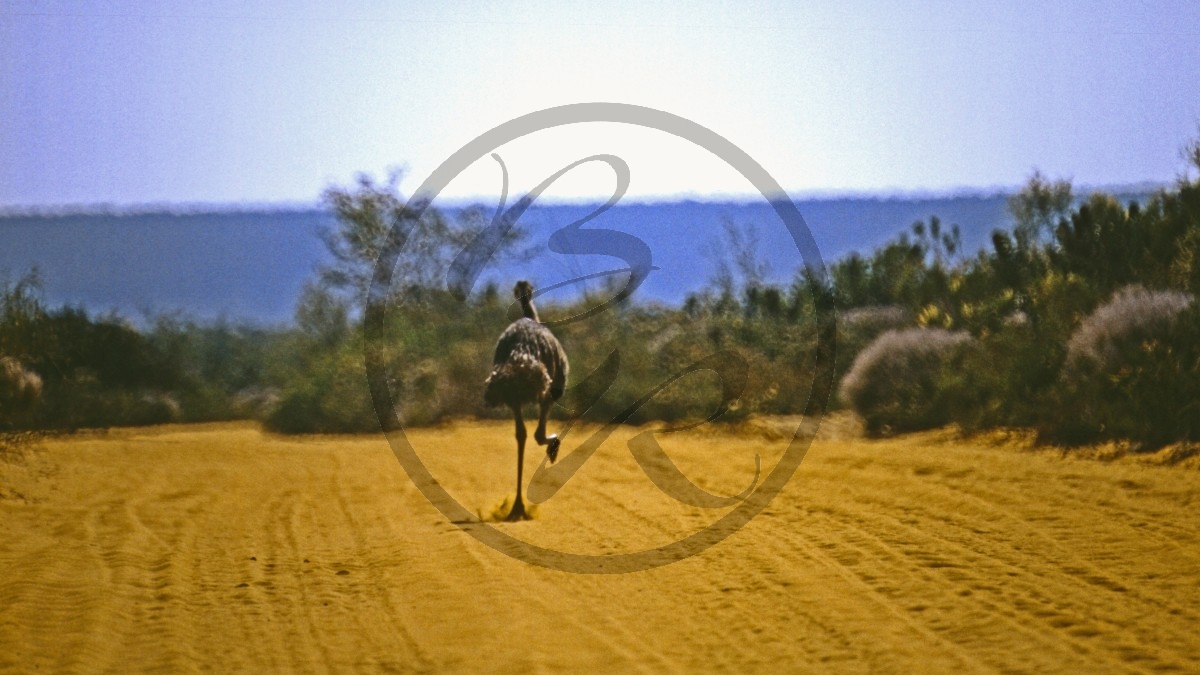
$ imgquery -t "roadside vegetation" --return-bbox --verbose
[3,139,1199,450]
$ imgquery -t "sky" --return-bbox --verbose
[3,0,1200,208]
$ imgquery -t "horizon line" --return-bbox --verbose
[0,180,1170,218]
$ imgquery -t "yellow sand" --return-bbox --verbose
[2,418,1199,672]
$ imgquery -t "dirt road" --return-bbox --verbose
[2,419,1198,672]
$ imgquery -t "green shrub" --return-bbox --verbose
[265,348,379,434]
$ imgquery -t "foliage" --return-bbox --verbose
[0,356,42,428]
[1055,287,1199,446]
[319,171,528,306]
[839,328,971,435]
[0,269,293,430]
[1008,170,1073,249]
[5,137,1200,447]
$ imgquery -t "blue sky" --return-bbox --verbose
[3,0,1199,207]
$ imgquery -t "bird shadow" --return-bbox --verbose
[477,497,539,523]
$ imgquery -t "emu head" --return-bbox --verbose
[513,280,534,302]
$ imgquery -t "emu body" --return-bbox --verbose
[483,281,568,521]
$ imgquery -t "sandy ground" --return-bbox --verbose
[2,417,1199,673]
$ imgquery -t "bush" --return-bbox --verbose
[0,356,42,428]
[839,328,971,435]
[1055,286,1200,446]
[935,324,1060,432]
[264,348,379,434]
[33,384,181,430]
[832,306,913,405]
[1064,286,1193,370]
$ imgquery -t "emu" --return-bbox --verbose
[484,281,569,521]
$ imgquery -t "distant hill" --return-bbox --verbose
[0,190,1158,323]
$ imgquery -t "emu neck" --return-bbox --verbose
[520,298,539,322]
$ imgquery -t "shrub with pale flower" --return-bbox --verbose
[1058,285,1198,446]
[839,328,971,435]
[1066,286,1193,371]
[0,356,41,427]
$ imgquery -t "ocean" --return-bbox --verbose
[0,191,1154,324]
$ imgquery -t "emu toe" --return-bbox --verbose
[546,435,561,463]
[505,498,527,522]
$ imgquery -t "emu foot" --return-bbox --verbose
[546,435,561,463]
[505,498,528,522]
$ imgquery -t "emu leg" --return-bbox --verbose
[506,406,528,521]
[534,398,560,463]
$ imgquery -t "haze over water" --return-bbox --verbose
[0,188,1158,323]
